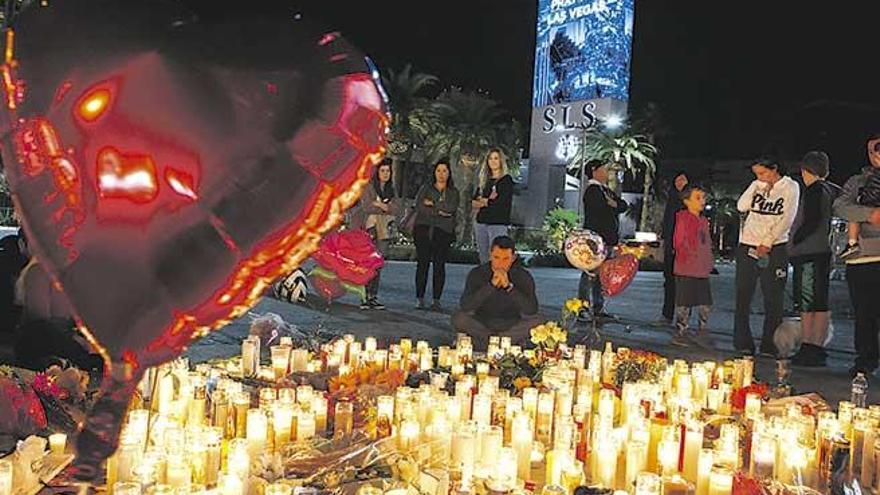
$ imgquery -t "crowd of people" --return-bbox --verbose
[349,135,880,377]
[0,136,878,378]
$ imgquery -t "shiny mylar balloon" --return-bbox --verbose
[0,0,386,478]
[312,229,384,286]
[564,230,607,272]
[599,254,639,297]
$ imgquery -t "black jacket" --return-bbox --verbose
[583,181,628,246]
[661,183,685,255]
[459,261,538,321]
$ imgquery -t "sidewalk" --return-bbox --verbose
[187,260,860,406]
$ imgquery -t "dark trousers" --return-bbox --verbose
[847,262,880,369]
[662,252,676,320]
[451,310,544,350]
[414,225,453,300]
[365,238,389,299]
[578,271,604,312]
[734,244,789,353]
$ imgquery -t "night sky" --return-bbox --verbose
[190,0,880,179]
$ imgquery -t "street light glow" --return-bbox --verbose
[605,114,624,130]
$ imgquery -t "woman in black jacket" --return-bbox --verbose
[660,172,689,324]
[413,159,460,311]
[472,148,514,264]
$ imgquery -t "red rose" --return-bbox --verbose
[312,229,383,285]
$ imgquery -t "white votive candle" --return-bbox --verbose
[49,433,67,456]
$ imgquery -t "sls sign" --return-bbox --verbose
[522,0,634,227]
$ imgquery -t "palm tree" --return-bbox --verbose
[569,122,658,230]
[380,65,439,195]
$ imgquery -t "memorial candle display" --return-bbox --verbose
[15,333,849,495]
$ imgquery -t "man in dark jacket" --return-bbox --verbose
[452,236,542,349]
[660,172,689,324]
[578,161,628,317]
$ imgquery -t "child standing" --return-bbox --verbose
[671,184,714,347]
[840,137,880,259]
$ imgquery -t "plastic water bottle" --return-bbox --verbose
[852,372,869,408]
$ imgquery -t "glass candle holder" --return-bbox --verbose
[335,401,354,437]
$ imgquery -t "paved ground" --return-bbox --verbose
[188,260,861,406]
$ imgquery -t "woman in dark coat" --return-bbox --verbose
[661,172,689,324]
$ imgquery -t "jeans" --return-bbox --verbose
[475,223,509,264]
[365,238,389,299]
[675,305,710,336]
[414,225,454,300]
[734,244,789,353]
[578,271,605,313]
[847,262,880,369]
[451,310,544,350]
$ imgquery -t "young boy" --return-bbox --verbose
[670,184,714,347]
[840,137,880,259]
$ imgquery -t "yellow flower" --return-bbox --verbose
[565,298,583,314]
[531,324,548,344]
[513,376,532,390]
[551,327,568,344]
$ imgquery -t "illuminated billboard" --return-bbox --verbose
[533,0,634,107]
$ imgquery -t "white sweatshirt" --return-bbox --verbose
[737,176,800,247]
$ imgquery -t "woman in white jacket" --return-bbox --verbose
[733,157,800,356]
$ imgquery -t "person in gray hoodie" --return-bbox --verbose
[788,151,840,367]
[834,134,880,376]
[734,157,800,356]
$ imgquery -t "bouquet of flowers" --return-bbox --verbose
[530,321,567,359]
[612,349,665,389]
[328,364,406,434]
[562,298,589,328]
[731,382,770,412]
[0,367,47,437]
[494,353,544,394]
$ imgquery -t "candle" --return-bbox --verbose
[335,400,354,437]
[523,388,539,423]
[512,413,533,481]
[399,418,420,453]
[270,345,291,381]
[312,395,328,434]
[663,474,691,495]
[296,385,313,408]
[205,427,222,486]
[273,404,294,448]
[473,394,492,427]
[493,447,518,489]
[745,393,762,420]
[290,349,309,373]
[297,411,316,440]
[696,449,713,495]
[634,472,661,495]
[246,409,268,456]
[241,337,257,377]
[595,437,618,489]
[427,418,452,463]
[49,432,67,456]
[683,422,703,482]
[480,425,503,470]
[624,440,648,489]
[115,482,144,495]
[227,439,250,480]
[708,465,733,495]
[219,474,244,495]
[233,392,250,438]
[750,435,775,479]
[166,454,192,489]
[659,439,680,476]
[259,387,277,409]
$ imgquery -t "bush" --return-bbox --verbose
[541,207,580,255]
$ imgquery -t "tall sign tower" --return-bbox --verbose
[524,0,634,226]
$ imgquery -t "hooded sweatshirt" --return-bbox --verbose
[736,176,800,247]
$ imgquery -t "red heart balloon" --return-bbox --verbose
[599,254,639,298]
[0,1,386,477]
